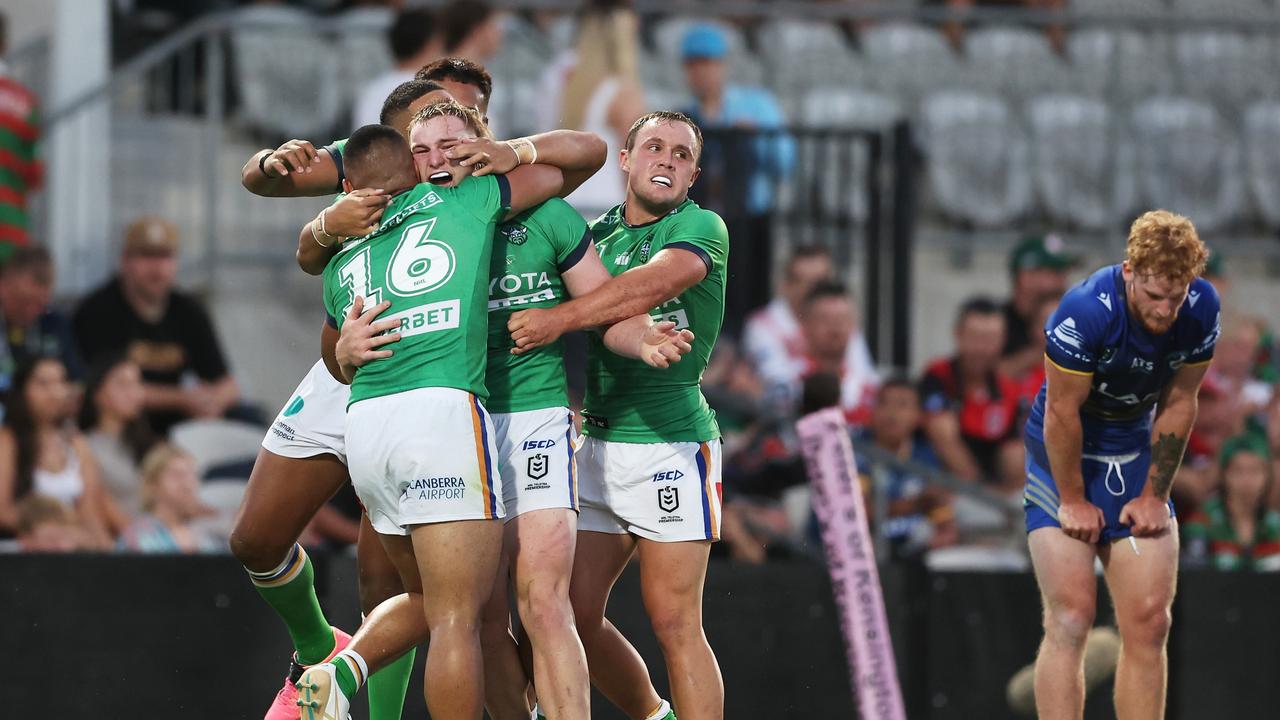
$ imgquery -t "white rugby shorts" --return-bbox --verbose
[493,407,578,519]
[261,360,350,464]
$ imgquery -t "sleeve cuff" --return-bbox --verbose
[322,143,345,190]
[326,313,338,329]
[557,227,593,273]
[665,241,712,276]
[495,174,512,212]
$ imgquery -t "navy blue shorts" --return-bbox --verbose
[1023,431,1174,544]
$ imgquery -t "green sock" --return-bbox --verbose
[332,652,366,699]
[246,544,334,665]
[367,647,416,720]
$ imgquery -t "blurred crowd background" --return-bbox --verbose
[3,0,1280,576]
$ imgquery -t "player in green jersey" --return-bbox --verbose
[296,115,568,720]
[508,111,729,720]
[232,77,461,720]
[307,104,693,720]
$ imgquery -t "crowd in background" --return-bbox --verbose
[4,1,1280,573]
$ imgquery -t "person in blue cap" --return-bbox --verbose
[679,23,794,336]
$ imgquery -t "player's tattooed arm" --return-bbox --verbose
[243,139,341,197]
[1148,432,1187,499]
[1144,362,1209,500]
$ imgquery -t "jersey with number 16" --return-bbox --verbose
[322,175,511,406]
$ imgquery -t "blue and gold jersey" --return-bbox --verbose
[1025,264,1220,453]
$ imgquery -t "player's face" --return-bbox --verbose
[621,120,701,212]
[435,80,488,120]
[1223,451,1269,507]
[802,295,855,360]
[98,360,145,421]
[1122,265,1189,335]
[387,90,454,139]
[24,359,69,425]
[410,115,477,188]
[955,312,1005,371]
[873,386,921,445]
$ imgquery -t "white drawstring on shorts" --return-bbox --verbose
[1082,452,1141,497]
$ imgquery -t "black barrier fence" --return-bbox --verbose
[691,125,916,369]
[3,554,1278,719]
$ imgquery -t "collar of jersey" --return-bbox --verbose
[340,186,441,254]
[619,199,687,229]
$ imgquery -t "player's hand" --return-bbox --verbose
[638,321,695,369]
[508,308,566,355]
[325,189,389,238]
[1119,495,1171,537]
[263,139,320,177]
[443,137,519,177]
[336,296,401,370]
[1058,499,1105,544]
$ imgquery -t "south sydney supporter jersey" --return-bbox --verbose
[583,199,729,443]
[323,176,510,406]
[485,198,592,413]
[1026,264,1220,454]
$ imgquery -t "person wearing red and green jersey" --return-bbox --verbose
[0,13,41,254]
[508,111,729,720]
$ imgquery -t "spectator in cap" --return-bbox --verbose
[1182,433,1280,571]
[72,217,240,435]
[680,22,795,334]
[999,234,1078,379]
[0,246,84,404]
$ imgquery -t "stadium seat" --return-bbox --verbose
[335,5,394,109]
[1130,96,1245,233]
[758,19,865,108]
[1172,0,1274,22]
[860,22,961,111]
[1174,31,1275,111]
[919,91,1032,228]
[1028,94,1136,231]
[1067,28,1177,104]
[196,478,249,542]
[1072,0,1169,19]
[790,88,905,222]
[1242,101,1280,228]
[964,26,1076,102]
[228,5,344,139]
[171,419,268,479]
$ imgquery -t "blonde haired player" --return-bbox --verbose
[1023,210,1217,719]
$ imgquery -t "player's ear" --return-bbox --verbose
[689,164,701,188]
[619,148,631,174]
[341,179,354,193]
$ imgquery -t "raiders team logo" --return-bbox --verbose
[527,453,549,480]
[657,486,679,513]
[502,225,529,245]
[638,235,654,264]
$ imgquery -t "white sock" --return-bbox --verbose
[644,699,672,720]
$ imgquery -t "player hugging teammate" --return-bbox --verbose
[240,56,728,720]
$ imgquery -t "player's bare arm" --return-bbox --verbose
[504,164,565,219]
[558,243,695,367]
[509,247,707,353]
[333,296,403,384]
[297,189,391,275]
[242,139,342,197]
[445,130,607,196]
[1043,358,1105,544]
[1121,361,1209,537]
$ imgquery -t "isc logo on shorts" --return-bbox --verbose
[652,470,683,482]
[522,439,557,450]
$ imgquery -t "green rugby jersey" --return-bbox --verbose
[583,199,728,443]
[323,175,510,406]
[486,198,591,414]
